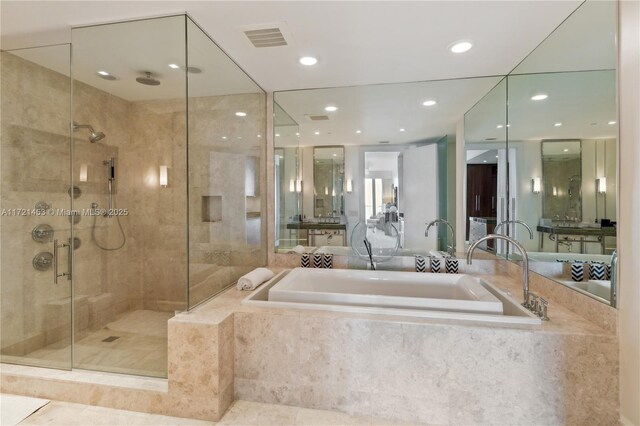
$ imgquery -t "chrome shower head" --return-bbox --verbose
[136,71,160,86]
[90,131,106,143]
[73,122,105,143]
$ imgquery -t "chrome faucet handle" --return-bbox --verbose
[539,298,549,321]
[527,293,539,311]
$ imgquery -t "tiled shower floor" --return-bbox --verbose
[18,310,173,378]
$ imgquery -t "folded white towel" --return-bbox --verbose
[290,245,306,254]
[236,267,274,291]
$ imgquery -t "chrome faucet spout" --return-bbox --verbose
[467,234,529,305]
[425,219,456,255]
[495,219,534,239]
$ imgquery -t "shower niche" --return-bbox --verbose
[0,15,266,378]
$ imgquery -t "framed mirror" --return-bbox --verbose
[312,146,344,218]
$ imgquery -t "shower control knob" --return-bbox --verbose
[32,224,54,243]
[33,252,53,271]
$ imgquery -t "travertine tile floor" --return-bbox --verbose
[10,398,413,425]
[20,310,172,378]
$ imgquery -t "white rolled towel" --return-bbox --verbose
[236,267,275,291]
[290,245,306,254]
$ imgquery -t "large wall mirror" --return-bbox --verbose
[505,0,617,306]
[273,77,503,262]
[272,0,618,307]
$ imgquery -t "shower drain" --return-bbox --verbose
[102,336,120,342]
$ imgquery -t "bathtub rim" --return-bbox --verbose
[242,269,542,326]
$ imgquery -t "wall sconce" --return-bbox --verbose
[597,177,607,194]
[159,165,168,188]
[324,186,329,195]
[553,186,558,197]
[331,188,336,197]
[531,177,541,194]
[296,179,302,193]
[346,179,353,193]
[289,179,295,192]
[79,164,88,182]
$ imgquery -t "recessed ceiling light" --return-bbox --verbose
[314,131,320,135]
[168,64,180,69]
[237,136,242,139]
[235,111,247,117]
[356,130,362,134]
[531,94,548,101]
[554,122,563,127]
[96,70,117,81]
[257,134,262,138]
[563,149,569,152]
[222,136,227,140]
[399,128,405,132]
[506,124,511,127]
[332,153,337,157]
[495,155,499,158]
[422,100,437,107]
[275,133,280,137]
[299,56,318,66]
[449,40,473,54]
[324,105,338,112]
[483,160,487,163]
[295,132,300,136]
[497,125,504,129]
[608,120,616,125]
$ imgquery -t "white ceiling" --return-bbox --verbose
[1,1,584,92]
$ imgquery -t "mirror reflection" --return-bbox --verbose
[274,77,503,260]
[312,146,345,218]
[274,102,302,249]
[503,0,617,305]
[463,78,507,255]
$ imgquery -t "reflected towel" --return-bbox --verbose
[290,245,306,254]
[236,268,274,291]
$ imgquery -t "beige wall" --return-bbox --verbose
[618,1,640,424]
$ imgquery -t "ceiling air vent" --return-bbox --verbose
[244,28,287,48]
[305,115,330,121]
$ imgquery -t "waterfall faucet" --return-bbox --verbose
[467,234,530,306]
[495,220,534,239]
[425,219,455,255]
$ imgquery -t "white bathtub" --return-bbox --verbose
[244,269,541,325]
[269,268,503,315]
[561,279,612,301]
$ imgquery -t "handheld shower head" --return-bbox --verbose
[73,122,105,143]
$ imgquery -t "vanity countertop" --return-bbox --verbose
[286,222,347,230]
[536,224,617,236]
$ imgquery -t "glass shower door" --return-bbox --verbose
[0,44,73,369]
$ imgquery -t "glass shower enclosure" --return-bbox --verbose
[0,15,266,378]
